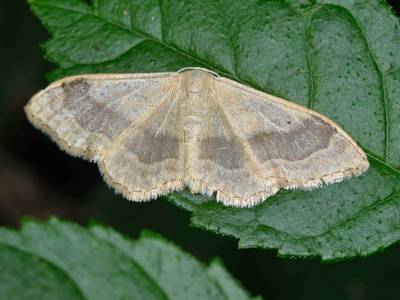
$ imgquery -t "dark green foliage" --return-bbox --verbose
[28,0,400,261]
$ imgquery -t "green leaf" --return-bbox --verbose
[0,218,258,300]
[28,0,400,261]
[0,243,85,300]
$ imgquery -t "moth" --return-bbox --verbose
[25,67,369,207]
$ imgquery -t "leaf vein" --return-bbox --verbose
[347,10,390,160]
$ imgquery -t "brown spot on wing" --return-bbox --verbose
[248,116,337,162]
[62,78,90,102]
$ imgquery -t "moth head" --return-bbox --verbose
[179,68,217,93]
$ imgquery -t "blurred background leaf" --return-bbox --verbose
[0,218,259,300]
[0,0,400,299]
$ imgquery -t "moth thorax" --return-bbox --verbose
[181,92,207,144]
[182,70,211,94]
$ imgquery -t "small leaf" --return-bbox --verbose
[0,218,259,300]
[28,0,400,261]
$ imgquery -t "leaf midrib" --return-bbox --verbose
[34,1,400,177]
[33,2,243,81]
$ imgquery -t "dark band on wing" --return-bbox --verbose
[61,78,130,139]
[199,135,245,169]
[124,130,180,164]
[248,116,337,162]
